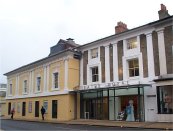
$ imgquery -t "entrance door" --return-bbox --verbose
[8,102,11,115]
[52,100,57,118]
[35,101,39,117]
[147,96,156,121]
[22,102,26,116]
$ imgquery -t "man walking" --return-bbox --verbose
[41,106,46,120]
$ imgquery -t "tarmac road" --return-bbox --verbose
[0,119,160,131]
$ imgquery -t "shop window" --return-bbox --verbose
[23,80,27,93]
[36,77,41,91]
[43,101,48,113]
[17,102,20,113]
[91,48,98,59]
[128,59,139,77]
[127,37,137,49]
[53,72,59,89]
[91,67,99,82]
[157,86,173,114]
[28,101,32,113]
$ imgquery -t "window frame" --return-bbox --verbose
[157,86,173,114]
[23,80,28,94]
[128,59,139,77]
[91,48,98,59]
[9,83,12,95]
[91,66,99,82]
[53,72,59,89]
[127,37,137,50]
[43,100,48,113]
[36,76,41,92]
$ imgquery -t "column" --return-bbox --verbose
[29,71,32,94]
[43,66,47,92]
[31,70,34,93]
[64,58,68,90]
[157,28,167,75]
[80,57,83,87]
[123,40,127,81]
[105,46,110,83]
[15,75,18,96]
[46,64,50,92]
[146,32,155,79]
[113,43,119,82]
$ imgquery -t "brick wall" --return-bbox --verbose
[109,45,113,81]
[140,34,148,77]
[164,26,173,74]
[117,40,123,81]
[100,46,105,83]
[83,51,88,85]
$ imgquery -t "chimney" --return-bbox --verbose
[66,38,75,44]
[115,21,128,34]
[158,4,170,20]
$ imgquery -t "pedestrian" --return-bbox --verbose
[11,108,15,119]
[41,106,46,120]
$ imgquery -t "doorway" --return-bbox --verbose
[52,100,57,118]
[22,102,26,116]
[8,102,11,115]
[35,101,39,117]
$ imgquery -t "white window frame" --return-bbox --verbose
[8,82,12,96]
[128,58,139,78]
[91,66,99,83]
[23,80,28,94]
[36,76,41,92]
[43,100,48,113]
[28,101,32,113]
[17,102,20,113]
[91,48,98,59]
[52,69,60,91]
[127,37,137,50]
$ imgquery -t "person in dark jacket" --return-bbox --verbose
[11,108,15,119]
[41,106,46,120]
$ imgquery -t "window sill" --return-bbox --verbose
[51,87,60,91]
[8,94,12,97]
[128,76,139,80]
[22,92,28,95]
[34,91,41,94]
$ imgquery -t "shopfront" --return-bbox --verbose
[80,85,145,121]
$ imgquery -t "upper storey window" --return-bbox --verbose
[53,72,59,89]
[91,66,99,82]
[127,37,137,49]
[128,59,139,77]
[23,80,27,94]
[9,84,12,95]
[91,48,98,59]
[36,77,41,91]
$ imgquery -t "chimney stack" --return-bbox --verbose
[158,4,170,20]
[115,21,128,34]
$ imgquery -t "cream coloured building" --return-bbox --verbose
[4,39,81,121]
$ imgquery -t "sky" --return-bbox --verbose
[0,0,173,83]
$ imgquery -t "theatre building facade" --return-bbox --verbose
[77,5,173,122]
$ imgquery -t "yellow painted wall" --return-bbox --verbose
[68,58,79,90]
[8,77,16,96]
[5,94,75,121]
[19,72,29,95]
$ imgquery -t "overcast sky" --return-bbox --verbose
[0,0,173,83]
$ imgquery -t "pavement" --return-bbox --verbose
[1,117,173,130]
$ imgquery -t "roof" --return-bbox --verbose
[76,15,173,49]
[4,49,77,76]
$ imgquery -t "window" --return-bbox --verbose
[91,67,99,82]
[43,101,48,113]
[28,101,32,113]
[36,77,41,91]
[91,48,98,59]
[127,37,137,49]
[157,86,173,114]
[17,102,20,113]
[9,84,12,95]
[53,72,59,88]
[23,80,27,93]
[128,59,139,77]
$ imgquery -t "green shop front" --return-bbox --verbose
[79,85,147,121]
